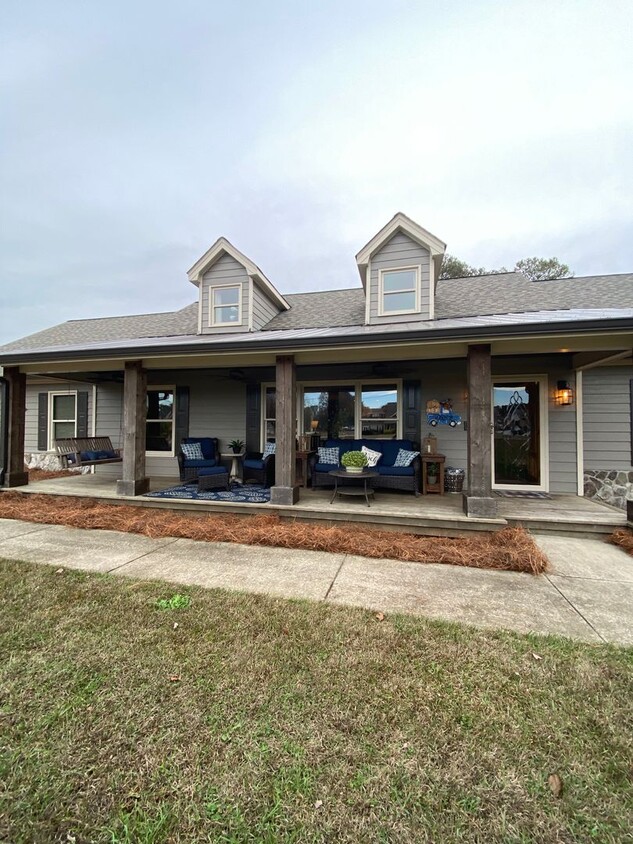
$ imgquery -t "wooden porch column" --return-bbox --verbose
[463,344,498,518]
[271,354,299,505]
[3,367,28,488]
[116,361,149,496]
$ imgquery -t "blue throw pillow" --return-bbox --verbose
[318,446,340,465]
[394,448,420,467]
[181,442,204,460]
[263,442,276,458]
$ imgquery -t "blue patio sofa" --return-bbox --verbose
[309,439,420,495]
[177,436,220,482]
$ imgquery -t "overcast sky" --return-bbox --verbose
[1,0,631,345]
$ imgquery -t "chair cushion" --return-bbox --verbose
[181,441,204,460]
[315,462,339,472]
[380,440,413,466]
[100,449,118,459]
[198,466,228,477]
[80,451,100,461]
[376,464,414,477]
[182,458,217,469]
[394,448,420,467]
[244,458,265,470]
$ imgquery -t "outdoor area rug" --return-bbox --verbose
[495,490,552,500]
[144,482,271,503]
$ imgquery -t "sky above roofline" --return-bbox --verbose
[1,0,631,347]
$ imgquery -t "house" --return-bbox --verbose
[0,212,632,522]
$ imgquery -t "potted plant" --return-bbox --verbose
[341,450,368,474]
[427,462,439,486]
[228,439,244,455]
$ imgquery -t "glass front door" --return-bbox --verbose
[493,381,541,487]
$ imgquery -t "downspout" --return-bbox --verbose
[0,377,8,486]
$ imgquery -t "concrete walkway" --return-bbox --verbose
[1,517,632,646]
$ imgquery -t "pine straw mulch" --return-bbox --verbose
[27,468,79,482]
[0,491,548,574]
[610,528,633,557]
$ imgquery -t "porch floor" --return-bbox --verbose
[8,473,626,538]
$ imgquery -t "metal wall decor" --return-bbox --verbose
[426,398,462,428]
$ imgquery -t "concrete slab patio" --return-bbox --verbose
[0,517,631,645]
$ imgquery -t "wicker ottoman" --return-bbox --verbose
[197,466,230,492]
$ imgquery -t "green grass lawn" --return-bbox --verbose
[1,559,631,843]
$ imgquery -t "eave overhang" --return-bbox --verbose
[2,313,631,368]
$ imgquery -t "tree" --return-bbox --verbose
[439,253,573,281]
[439,254,489,279]
[514,257,573,281]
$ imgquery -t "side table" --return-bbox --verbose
[220,452,244,484]
[421,454,446,495]
[296,449,316,488]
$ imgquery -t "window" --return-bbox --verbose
[303,386,356,440]
[146,389,174,453]
[49,392,77,448]
[264,386,276,441]
[210,285,241,326]
[360,384,398,438]
[379,268,418,315]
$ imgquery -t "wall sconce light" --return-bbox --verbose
[555,380,574,406]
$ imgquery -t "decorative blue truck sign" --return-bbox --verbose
[426,399,462,428]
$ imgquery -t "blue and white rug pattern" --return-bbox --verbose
[145,482,270,503]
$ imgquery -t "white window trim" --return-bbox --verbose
[209,283,242,327]
[146,385,176,457]
[378,266,420,317]
[261,379,403,447]
[491,374,550,493]
[48,390,78,451]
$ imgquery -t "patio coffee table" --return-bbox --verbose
[329,469,378,507]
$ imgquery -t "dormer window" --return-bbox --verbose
[210,285,241,326]
[379,268,419,315]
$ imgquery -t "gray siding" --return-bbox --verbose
[417,360,468,475]
[25,381,93,452]
[200,253,249,334]
[583,366,632,471]
[369,232,431,324]
[95,371,246,479]
[252,282,280,330]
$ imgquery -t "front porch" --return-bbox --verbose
[11,472,625,538]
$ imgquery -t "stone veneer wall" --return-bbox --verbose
[584,470,633,511]
[25,452,89,474]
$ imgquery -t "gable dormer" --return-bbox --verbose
[187,237,289,334]
[356,213,446,324]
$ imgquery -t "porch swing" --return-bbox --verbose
[55,395,124,469]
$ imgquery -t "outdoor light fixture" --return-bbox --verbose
[555,380,574,406]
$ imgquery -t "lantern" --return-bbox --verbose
[554,380,574,406]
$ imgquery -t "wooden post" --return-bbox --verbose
[463,344,498,518]
[3,366,28,487]
[271,354,299,505]
[116,361,149,496]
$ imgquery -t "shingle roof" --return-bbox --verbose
[1,272,631,355]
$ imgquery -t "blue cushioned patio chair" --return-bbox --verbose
[242,449,275,487]
[178,436,219,482]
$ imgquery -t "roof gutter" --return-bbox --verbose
[0,316,631,367]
